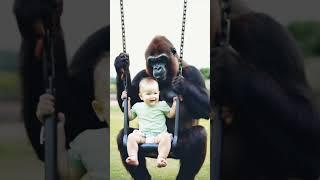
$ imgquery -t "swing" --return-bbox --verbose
[119,0,188,156]
[42,20,58,180]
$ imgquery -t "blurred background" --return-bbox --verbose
[0,0,107,179]
[243,0,320,109]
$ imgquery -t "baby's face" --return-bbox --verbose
[139,83,160,106]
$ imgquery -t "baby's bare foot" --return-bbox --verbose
[156,157,167,168]
[126,155,139,166]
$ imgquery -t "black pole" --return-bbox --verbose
[123,97,129,147]
[172,98,180,149]
[123,72,129,147]
[212,109,223,180]
[43,27,57,180]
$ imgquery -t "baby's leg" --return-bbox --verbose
[156,132,172,167]
[126,131,145,166]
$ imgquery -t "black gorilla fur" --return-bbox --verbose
[14,0,109,161]
[114,36,210,180]
[211,6,320,179]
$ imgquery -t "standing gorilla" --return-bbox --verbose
[14,0,109,179]
[211,0,320,179]
[115,36,210,180]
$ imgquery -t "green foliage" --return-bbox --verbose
[110,77,117,93]
[0,72,20,100]
[200,67,210,79]
[287,21,320,57]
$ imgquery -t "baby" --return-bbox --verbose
[121,77,177,167]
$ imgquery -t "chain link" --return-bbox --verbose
[120,0,129,90]
[120,0,187,76]
[179,0,188,76]
[218,0,231,47]
[120,0,126,53]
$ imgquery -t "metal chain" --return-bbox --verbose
[120,0,187,76]
[120,0,128,91]
[120,0,126,53]
[218,0,231,47]
[212,1,231,180]
[178,0,188,76]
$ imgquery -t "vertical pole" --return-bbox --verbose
[43,28,57,180]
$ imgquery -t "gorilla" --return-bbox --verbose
[211,0,320,179]
[14,0,109,179]
[114,35,210,180]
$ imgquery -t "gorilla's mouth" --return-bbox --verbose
[153,70,167,81]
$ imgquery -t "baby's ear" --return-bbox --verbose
[139,93,143,100]
[91,100,104,122]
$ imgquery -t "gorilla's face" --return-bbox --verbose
[147,53,169,81]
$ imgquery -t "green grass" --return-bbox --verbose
[0,143,44,179]
[0,72,20,100]
[110,104,210,180]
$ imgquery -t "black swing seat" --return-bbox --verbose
[122,98,180,159]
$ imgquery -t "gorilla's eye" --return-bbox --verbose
[147,53,169,66]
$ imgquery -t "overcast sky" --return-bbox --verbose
[1,0,319,77]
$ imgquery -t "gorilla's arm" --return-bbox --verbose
[213,47,319,126]
[14,0,69,161]
[175,66,210,119]
[212,47,320,163]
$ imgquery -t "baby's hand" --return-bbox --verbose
[121,91,128,100]
[121,91,131,102]
[172,96,178,105]
[173,96,178,102]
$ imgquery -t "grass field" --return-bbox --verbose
[0,102,209,180]
[110,104,211,180]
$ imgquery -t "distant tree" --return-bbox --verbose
[200,67,210,79]
[0,50,18,72]
[288,21,320,57]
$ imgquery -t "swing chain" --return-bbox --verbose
[212,1,232,179]
[120,0,129,91]
[179,0,188,76]
[120,0,126,53]
[218,0,231,47]
[120,0,187,77]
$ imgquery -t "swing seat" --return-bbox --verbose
[122,98,180,158]
[138,141,179,159]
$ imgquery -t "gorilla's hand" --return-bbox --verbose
[212,46,244,104]
[114,53,130,77]
[13,0,63,38]
[172,75,186,95]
